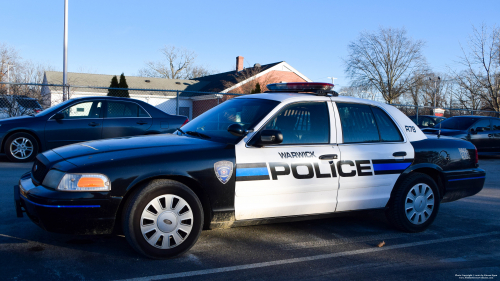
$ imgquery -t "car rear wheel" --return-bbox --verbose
[4,132,39,162]
[122,179,203,259]
[386,172,440,233]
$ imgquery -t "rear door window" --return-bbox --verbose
[472,119,491,132]
[107,101,144,118]
[337,103,379,143]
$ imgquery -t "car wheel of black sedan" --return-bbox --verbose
[122,179,204,259]
[386,172,440,233]
[4,132,39,162]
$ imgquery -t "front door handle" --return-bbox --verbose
[319,154,338,160]
[88,122,100,127]
[137,121,148,125]
[488,134,493,137]
[393,151,407,157]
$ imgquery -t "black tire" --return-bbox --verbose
[386,172,440,233]
[4,132,39,162]
[122,179,204,259]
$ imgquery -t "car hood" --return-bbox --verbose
[0,115,35,123]
[421,128,466,135]
[51,134,218,160]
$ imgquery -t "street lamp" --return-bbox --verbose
[63,0,69,101]
[429,76,441,110]
[327,77,337,85]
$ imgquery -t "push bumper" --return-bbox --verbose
[442,168,486,203]
[14,175,122,235]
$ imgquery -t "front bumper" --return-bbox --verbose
[14,174,122,234]
[442,168,486,203]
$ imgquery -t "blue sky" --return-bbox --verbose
[2,0,499,88]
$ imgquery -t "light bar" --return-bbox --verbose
[267,82,334,92]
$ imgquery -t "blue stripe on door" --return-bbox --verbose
[373,162,412,171]
[236,167,269,177]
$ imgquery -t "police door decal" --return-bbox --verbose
[214,161,234,184]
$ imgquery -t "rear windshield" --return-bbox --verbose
[435,117,479,130]
[16,98,42,109]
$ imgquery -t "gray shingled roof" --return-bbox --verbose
[44,71,210,92]
[194,61,283,92]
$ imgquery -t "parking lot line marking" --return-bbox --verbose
[115,231,499,281]
[279,232,437,250]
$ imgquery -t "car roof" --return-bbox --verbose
[235,92,386,107]
[449,115,491,118]
[409,115,445,118]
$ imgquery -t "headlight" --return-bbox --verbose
[54,173,111,192]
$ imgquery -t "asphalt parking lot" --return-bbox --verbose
[0,155,499,281]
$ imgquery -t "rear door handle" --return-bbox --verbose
[393,151,407,157]
[488,134,493,137]
[319,154,338,160]
[88,122,100,127]
[137,121,148,125]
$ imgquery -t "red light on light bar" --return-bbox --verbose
[267,82,334,92]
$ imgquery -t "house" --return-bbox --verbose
[41,56,311,119]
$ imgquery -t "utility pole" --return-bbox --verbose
[327,77,337,85]
[6,64,15,95]
[63,0,69,101]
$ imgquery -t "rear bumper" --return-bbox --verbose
[442,168,486,203]
[14,176,122,235]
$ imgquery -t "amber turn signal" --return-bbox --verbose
[77,177,105,188]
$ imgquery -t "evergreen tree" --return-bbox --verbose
[254,82,262,93]
[118,73,130,98]
[250,82,262,94]
[107,75,119,96]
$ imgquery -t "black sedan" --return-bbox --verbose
[422,116,500,154]
[409,115,446,128]
[0,96,188,162]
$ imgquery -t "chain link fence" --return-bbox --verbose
[1,82,499,122]
[391,104,500,119]
[0,82,240,120]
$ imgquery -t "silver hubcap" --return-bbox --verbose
[140,194,193,249]
[10,137,34,160]
[405,183,435,225]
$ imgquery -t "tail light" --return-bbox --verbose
[35,109,42,113]
[181,118,189,127]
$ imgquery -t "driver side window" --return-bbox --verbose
[59,101,102,119]
[264,102,330,145]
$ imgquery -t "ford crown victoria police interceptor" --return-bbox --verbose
[14,83,486,259]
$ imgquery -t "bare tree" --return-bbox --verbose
[454,24,500,112]
[138,45,214,79]
[344,27,427,104]
[0,43,55,117]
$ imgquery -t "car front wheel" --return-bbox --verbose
[386,172,440,233]
[4,132,39,162]
[122,179,204,259]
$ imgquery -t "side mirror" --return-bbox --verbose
[227,123,246,137]
[470,128,477,134]
[251,129,283,147]
[53,112,64,120]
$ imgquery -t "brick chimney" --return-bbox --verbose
[236,56,244,72]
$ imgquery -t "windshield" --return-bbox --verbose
[435,117,478,130]
[35,99,74,117]
[179,98,280,143]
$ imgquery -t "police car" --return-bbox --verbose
[14,82,486,259]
